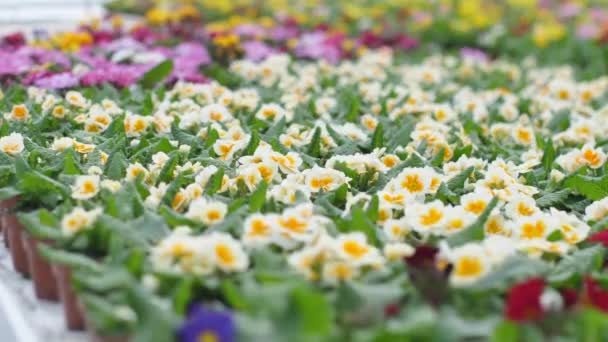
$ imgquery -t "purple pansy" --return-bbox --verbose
[177,306,234,342]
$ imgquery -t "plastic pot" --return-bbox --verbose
[22,232,58,301]
[52,264,85,330]
[4,213,29,276]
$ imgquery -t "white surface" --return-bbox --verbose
[0,241,87,342]
[0,0,108,35]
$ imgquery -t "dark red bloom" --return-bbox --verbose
[384,303,401,318]
[584,276,608,312]
[560,288,579,308]
[2,32,25,49]
[588,230,608,247]
[505,278,546,322]
[404,245,438,269]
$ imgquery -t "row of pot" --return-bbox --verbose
[0,197,128,342]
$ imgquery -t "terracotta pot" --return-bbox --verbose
[2,215,8,248]
[52,264,85,330]
[82,300,131,342]
[5,214,29,276]
[0,196,19,248]
[22,233,58,301]
[90,332,130,342]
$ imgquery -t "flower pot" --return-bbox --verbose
[0,196,19,248]
[2,216,8,248]
[22,232,58,301]
[81,301,131,342]
[4,213,29,276]
[52,264,85,330]
[90,332,131,342]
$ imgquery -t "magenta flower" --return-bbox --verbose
[242,41,276,62]
[33,72,79,89]
[460,47,489,63]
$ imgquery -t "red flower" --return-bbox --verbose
[560,288,579,308]
[588,230,608,247]
[383,303,401,318]
[404,245,438,269]
[584,276,608,312]
[505,278,546,322]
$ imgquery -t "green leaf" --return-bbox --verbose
[0,187,20,200]
[241,130,260,156]
[370,123,384,149]
[307,127,322,158]
[535,189,570,208]
[564,174,608,201]
[172,278,194,316]
[491,320,519,342]
[249,181,267,213]
[205,167,225,195]
[345,206,379,246]
[447,197,498,247]
[38,244,101,271]
[263,117,286,141]
[547,109,570,132]
[541,138,555,173]
[430,147,445,167]
[157,154,178,184]
[221,279,249,311]
[17,210,63,240]
[62,149,82,175]
[548,245,604,283]
[18,171,70,197]
[288,286,334,338]
[472,255,549,290]
[139,60,174,88]
[105,151,128,180]
[447,166,474,193]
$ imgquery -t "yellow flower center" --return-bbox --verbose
[521,221,546,239]
[420,208,443,226]
[249,219,270,237]
[401,174,424,193]
[82,181,97,194]
[465,200,486,215]
[206,210,222,222]
[342,240,369,259]
[215,244,235,265]
[198,331,219,342]
[454,256,483,278]
[279,217,307,233]
[517,202,535,216]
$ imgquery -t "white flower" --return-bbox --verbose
[585,198,608,222]
[383,243,415,261]
[242,213,276,247]
[208,232,249,272]
[71,175,100,200]
[382,218,410,241]
[333,232,382,267]
[0,133,24,155]
[302,166,350,193]
[322,261,359,284]
[448,243,491,287]
[405,200,448,234]
[255,103,286,122]
[51,137,75,151]
[61,207,102,236]
[65,91,89,108]
[185,198,227,226]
